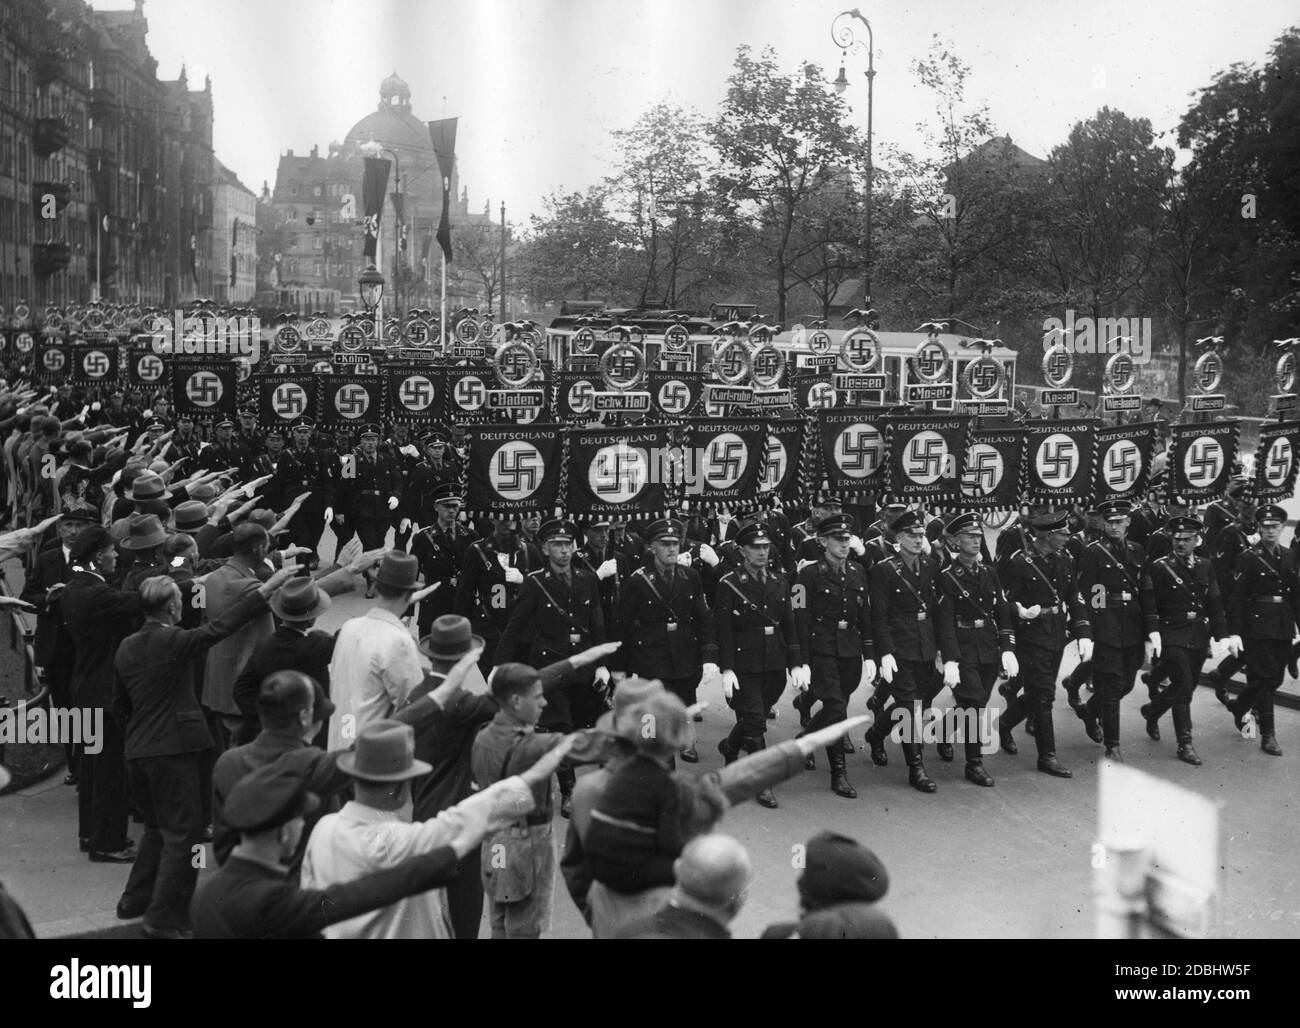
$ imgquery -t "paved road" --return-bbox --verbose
[3,525,1299,938]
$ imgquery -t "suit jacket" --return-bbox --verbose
[112,587,270,760]
[232,625,338,721]
[202,558,274,716]
[61,569,143,707]
[21,544,72,668]
[612,564,717,679]
[615,901,731,940]
[190,850,460,939]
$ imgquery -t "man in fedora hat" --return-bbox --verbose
[407,616,619,938]
[119,514,171,592]
[410,482,478,637]
[194,761,472,939]
[327,550,439,750]
[300,716,576,939]
[111,564,298,938]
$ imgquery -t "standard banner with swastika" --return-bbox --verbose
[813,408,888,495]
[465,424,563,516]
[959,428,1023,510]
[385,364,444,424]
[1091,421,1156,504]
[1252,420,1300,502]
[684,418,767,511]
[70,343,119,385]
[127,347,169,387]
[569,425,674,517]
[172,359,237,418]
[555,371,601,420]
[257,374,318,428]
[648,370,703,419]
[1022,418,1095,503]
[444,363,493,423]
[885,414,969,504]
[37,340,70,381]
[793,372,838,412]
[322,373,384,427]
[1167,421,1238,502]
[757,417,805,505]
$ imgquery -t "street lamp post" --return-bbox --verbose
[358,264,385,338]
[360,141,404,325]
[832,8,875,310]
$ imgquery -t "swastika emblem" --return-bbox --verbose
[1044,346,1072,387]
[807,383,837,409]
[185,371,223,408]
[913,342,948,382]
[400,375,435,411]
[760,437,788,491]
[903,430,948,486]
[1183,437,1223,489]
[657,381,691,414]
[334,384,370,419]
[454,376,485,411]
[1108,354,1135,392]
[15,333,34,352]
[844,332,879,370]
[833,424,883,480]
[717,347,747,382]
[1035,433,1079,488]
[590,444,648,503]
[136,354,164,382]
[1265,437,1293,487]
[43,348,65,372]
[491,442,545,501]
[704,434,748,490]
[82,350,110,378]
[1196,353,1222,392]
[273,383,308,420]
[961,444,1004,498]
[1102,439,1141,493]
[568,380,595,414]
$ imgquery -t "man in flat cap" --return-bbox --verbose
[998,509,1092,777]
[714,521,805,808]
[761,831,897,939]
[935,511,1018,787]
[1138,515,1226,765]
[1223,503,1298,756]
[1076,499,1151,761]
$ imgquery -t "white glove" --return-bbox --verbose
[387,496,399,511]
[593,666,611,687]
[91,401,101,412]
[697,542,719,567]
[504,567,524,585]
[1147,631,1162,660]
[792,664,811,691]
[1075,638,1094,664]
[596,558,618,581]
[848,534,866,556]
[1015,602,1042,621]
[399,518,411,533]
[1227,634,1243,658]
[862,659,877,684]
[797,558,817,572]
[1002,651,1019,679]
[880,654,898,683]
[720,670,738,699]
[677,551,692,567]
[942,661,960,688]
[400,444,420,458]
[323,506,334,523]
[701,662,720,683]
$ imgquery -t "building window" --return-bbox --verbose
[313,185,322,197]
[314,262,321,277]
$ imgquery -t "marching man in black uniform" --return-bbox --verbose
[792,514,875,798]
[327,425,356,559]
[1138,515,1227,765]
[935,511,1018,787]
[714,522,806,808]
[611,518,719,763]
[337,425,401,597]
[410,483,478,639]
[1223,503,1298,756]
[383,422,423,552]
[169,413,203,470]
[495,518,611,816]
[403,430,460,530]
[864,509,941,793]
[282,419,334,570]
[1077,499,1150,761]
[235,406,264,458]
[453,516,535,673]
[199,417,249,475]
[998,510,1092,778]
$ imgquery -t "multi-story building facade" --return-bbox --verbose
[212,158,256,303]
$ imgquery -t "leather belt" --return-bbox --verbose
[1043,604,1062,615]
[957,619,988,629]
[1254,595,1285,603]
[361,489,382,496]
[1107,591,1133,601]
[1161,611,1200,622]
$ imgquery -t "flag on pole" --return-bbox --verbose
[361,157,391,259]
[428,118,458,263]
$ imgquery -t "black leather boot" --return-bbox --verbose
[999,695,1023,755]
[841,734,856,754]
[903,743,936,793]
[1176,735,1202,765]
[964,738,994,787]
[557,765,576,819]
[867,705,890,765]
[1140,702,1161,741]
[934,710,954,762]
[829,748,857,798]
[747,737,778,807]
[1034,710,1072,778]
[793,690,813,729]
[1209,669,1231,709]
[1080,695,1103,743]
[717,727,742,765]
[1259,709,1282,756]
[798,732,815,771]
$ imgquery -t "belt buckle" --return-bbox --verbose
[837,620,849,630]
[917,612,927,621]
[1119,591,1131,601]
[974,619,986,628]
[764,626,775,636]
[569,633,580,645]
[666,622,678,632]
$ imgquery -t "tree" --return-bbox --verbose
[513,187,629,306]
[454,213,511,317]
[711,46,863,323]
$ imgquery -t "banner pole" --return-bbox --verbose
[440,252,447,347]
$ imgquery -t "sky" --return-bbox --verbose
[89,0,1297,223]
